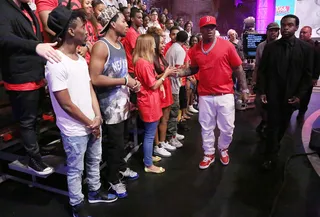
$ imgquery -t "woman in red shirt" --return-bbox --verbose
[186,35,199,114]
[78,0,101,64]
[92,0,106,21]
[133,34,176,173]
[147,27,177,157]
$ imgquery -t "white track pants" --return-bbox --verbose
[198,94,235,155]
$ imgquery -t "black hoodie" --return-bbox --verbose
[0,0,45,84]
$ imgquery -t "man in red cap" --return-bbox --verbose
[179,16,249,169]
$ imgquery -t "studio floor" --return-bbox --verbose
[0,94,320,217]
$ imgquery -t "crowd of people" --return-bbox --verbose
[0,0,319,217]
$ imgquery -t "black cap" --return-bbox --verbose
[176,31,189,43]
[267,22,280,30]
[48,6,73,39]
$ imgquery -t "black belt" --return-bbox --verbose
[210,93,228,96]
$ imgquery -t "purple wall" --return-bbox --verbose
[256,0,276,33]
[147,0,257,35]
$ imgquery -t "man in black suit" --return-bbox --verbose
[257,14,313,170]
[297,26,320,122]
[0,0,60,175]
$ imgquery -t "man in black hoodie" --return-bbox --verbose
[0,0,61,175]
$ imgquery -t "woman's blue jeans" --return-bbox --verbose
[143,121,159,167]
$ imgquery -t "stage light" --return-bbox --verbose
[235,0,243,7]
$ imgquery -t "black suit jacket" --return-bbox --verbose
[257,37,313,105]
[314,42,320,80]
[0,0,45,84]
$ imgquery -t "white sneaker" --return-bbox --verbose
[120,168,139,180]
[188,105,199,113]
[169,138,183,148]
[160,141,176,151]
[154,146,171,157]
[175,133,185,140]
[109,182,127,198]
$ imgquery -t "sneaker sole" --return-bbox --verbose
[117,192,128,198]
[164,147,176,151]
[188,110,198,113]
[88,197,118,203]
[154,152,171,158]
[220,158,230,166]
[123,174,139,181]
[199,159,215,170]
[108,186,128,199]
[27,166,54,176]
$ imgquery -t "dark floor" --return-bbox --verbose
[0,94,320,217]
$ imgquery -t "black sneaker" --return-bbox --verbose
[72,201,91,217]
[28,157,53,176]
[88,188,118,203]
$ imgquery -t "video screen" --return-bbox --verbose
[243,34,267,58]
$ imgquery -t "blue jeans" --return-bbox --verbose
[61,133,102,206]
[143,121,159,167]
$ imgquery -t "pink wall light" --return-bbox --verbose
[256,0,276,33]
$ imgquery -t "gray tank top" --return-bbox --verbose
[95,38,130,125]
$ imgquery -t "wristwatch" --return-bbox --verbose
[242,89,250,94]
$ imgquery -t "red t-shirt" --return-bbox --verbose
[134,58,163,122]
[190,38,242,96]
[159,63,173,108]
[36,0,81,42]
[22,9,37,34]
[84,21,98,64]
[163,41,173,56]
[122,27,140,73]
[4,80,45,91]
[180,44,190,86]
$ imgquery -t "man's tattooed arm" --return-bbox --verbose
[178,66,199,77]
[233,65,248,91]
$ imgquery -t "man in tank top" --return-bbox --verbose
[89,6,141,199]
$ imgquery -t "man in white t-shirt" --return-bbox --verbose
[165,31,188,148]
[45,6,117,217]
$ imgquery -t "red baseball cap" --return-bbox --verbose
[199,16,217,28]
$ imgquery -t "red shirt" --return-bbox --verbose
[186,48,196,84]
[159,63,173,108]
[84,21,98,64]
[134,58,163,122]
[190,38,242,96]
[180,45,190,86]
[22,9,37,34]
[122,27,140,73]
[163,41,173,56]
[4,80,45,91]
[36,0,81,43]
